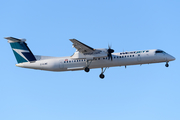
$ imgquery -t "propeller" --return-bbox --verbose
[107,45,114,61]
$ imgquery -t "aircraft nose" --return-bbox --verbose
[167,55,176,61]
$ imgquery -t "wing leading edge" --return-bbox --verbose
[69,39,95,53]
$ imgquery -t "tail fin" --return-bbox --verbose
[5,37,36,63]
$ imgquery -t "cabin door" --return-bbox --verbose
[59,61,64,69]
[137,54,141,62]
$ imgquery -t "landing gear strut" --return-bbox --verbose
[84,60,92,72]
[99,67,107,79]
[165,62,169,67]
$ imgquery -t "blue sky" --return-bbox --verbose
[0,0,179,120]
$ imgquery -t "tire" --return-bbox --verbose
[99,74,105,79]
[165,64,169,67]
[84,67,90,72]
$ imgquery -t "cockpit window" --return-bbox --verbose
[155,50,166,53]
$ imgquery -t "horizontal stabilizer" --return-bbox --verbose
[5,37,26,43]
[5,37,36,63]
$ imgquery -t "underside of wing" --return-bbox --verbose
[70,39,95,53]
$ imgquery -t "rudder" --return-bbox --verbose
[5,37,36,63]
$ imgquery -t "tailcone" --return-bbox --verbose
[16,63,24,67]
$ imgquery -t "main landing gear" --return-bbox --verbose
[84,60,107,79]
[165,61,169,67]
[84,67,107,79]
[84,67,90,72]
[99,67,107,79]
[84,60,92,72]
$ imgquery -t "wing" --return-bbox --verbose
[69,39,95,53]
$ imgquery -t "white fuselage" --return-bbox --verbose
[16,49,175,72]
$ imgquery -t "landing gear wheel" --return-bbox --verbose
[165,63,169,67]
[99,74,105,79]
[84,67,90,72]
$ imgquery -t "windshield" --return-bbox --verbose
[155,50,166,53]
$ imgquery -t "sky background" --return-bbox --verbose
[0,0,180,120]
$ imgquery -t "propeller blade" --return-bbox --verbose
[108,44,111,49]
[107,45,114,61]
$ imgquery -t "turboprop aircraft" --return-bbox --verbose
[5,37,175,79]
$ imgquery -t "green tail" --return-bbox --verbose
[5,37,36,63]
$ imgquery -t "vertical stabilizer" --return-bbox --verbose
[5,37,36,63]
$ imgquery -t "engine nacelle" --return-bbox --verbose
[71,48,108,60]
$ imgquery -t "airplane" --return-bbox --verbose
[5,37,175,79]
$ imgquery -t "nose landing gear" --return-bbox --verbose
[165,61,169,67]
